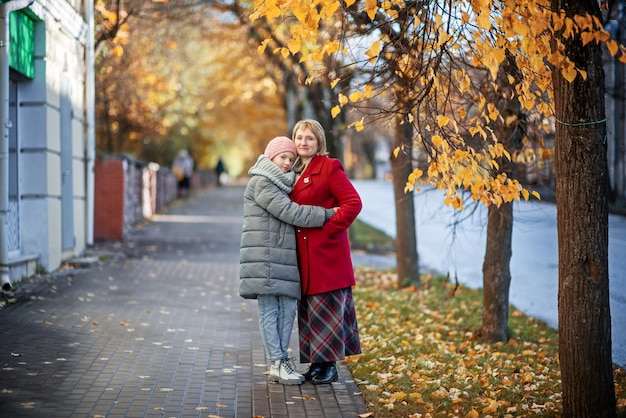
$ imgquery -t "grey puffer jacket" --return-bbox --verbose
[239,155,333,300]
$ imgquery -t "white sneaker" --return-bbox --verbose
[268,360,281,383]
[268,358,303,385]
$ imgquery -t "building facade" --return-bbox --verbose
[0,0,93,289]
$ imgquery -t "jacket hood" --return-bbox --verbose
[248,155,295,193]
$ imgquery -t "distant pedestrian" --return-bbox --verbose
[172,149,194,197]
[215,158,227,186]
[239,136,336,385]
[290,119,363,385]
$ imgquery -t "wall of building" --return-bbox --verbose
[93,155,181,242]
[7,0,88,281]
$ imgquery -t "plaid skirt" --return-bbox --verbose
[297,287,361,363]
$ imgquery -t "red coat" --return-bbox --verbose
[290,155,362,295]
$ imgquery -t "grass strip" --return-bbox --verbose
[346,267,626,417]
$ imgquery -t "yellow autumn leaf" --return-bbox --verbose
[303,49,319,63]
[465,409,480,418]
[338,93,348,106]
[581,31,595,46]
[476,12,491,30]
[365,0,377,20]
[258,39,269,54]
[386,8,398,20]
[349,91,363,102]
[366,41,381,63]
[562,67,577,82]
[407,168,423,183]
[607,40,619,57]
[595,29,611,43]
[287,38,301,55]
[444,196,464,210]
[482,398,499,414]
[331,105,341,118]
[363,84,374,98]
[469,126,486,139]
[323,40,341,55]
[265,2,281,20]
[291,2,309,24]
[112,45,124,57]
[431,386,449,399]
[320,0,340,17]
[487,103,499,121]
[408,391,423,400]
[391,391,407,401]
[505,114,517,126]
[354,118,364,132]
[521,188,530,200]
[540,147,553,159]
[512,19,528,37]
[436,115,450,128]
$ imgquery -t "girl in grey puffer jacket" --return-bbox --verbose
[239,136,334,385]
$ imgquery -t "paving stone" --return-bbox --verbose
[0,186,369,417]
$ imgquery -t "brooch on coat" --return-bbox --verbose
[303,177,310,183]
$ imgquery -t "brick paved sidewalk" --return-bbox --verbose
[0,186,368,418]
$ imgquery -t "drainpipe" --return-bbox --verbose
[0,0,33,292]
[86,0,95,245]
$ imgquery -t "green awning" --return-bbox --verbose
[10,11,35,79]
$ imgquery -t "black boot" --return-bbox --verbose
[312,361,338,385]
[303,362,324,381]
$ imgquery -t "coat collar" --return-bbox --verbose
[293,155,326,193]
[301,155,325,176]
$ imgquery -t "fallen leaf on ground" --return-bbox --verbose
[291,396,317,400]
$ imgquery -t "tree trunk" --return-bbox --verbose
[480,51,521,343]
[308,81,344,161]
[284,73,302,131]
[391,114,420,286]
[481,202,513,341]
[551,1,616,416]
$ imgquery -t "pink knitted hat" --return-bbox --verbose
[264,136,296,160]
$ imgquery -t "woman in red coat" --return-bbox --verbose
[290,119,363,385]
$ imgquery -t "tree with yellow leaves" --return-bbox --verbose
[222,0,354,160]
[250,0,618,414]
[551,1,616,416]
[94,0,288,173]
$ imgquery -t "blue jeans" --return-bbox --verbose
[257,295,297,361]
